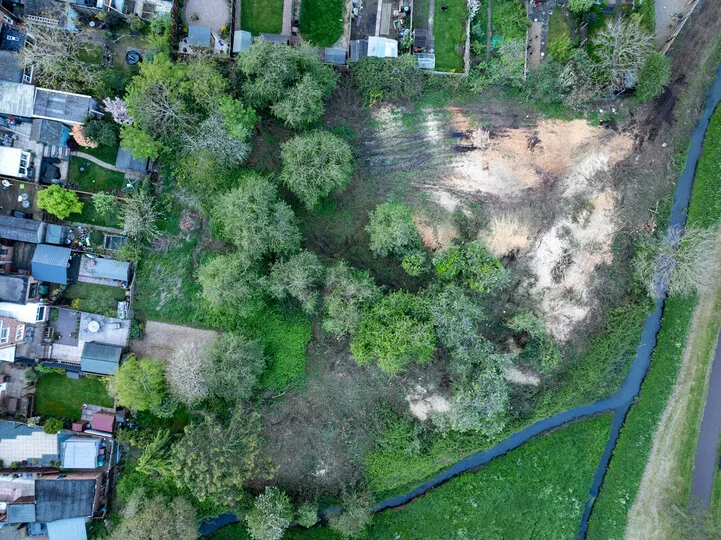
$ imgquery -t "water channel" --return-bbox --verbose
[200,60,721,538]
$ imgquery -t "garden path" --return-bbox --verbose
[71,152,144,178]
[282,0,293,35]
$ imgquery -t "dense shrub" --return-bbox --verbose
[351,55,425,105]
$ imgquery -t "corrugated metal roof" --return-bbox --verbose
[31,244,71,284]
[0,81,36,118]
[33,89,94,125]
[350,40,368,62]
[0,215,46,243]
[44,224,69,245]
[81,342,122,375]
[61,437,99,469]
[368,36,398,58]
[47,517,88,540]
[233,30,253,53]
[6,502,36,523]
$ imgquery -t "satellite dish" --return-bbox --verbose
[87,320,100,333]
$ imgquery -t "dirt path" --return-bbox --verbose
[625,227,721,538]
[72,152,143,178]
[130,321,217,361]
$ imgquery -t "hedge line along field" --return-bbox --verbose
[366,414,612,539]
[588,106,721,538]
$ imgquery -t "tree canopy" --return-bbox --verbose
[280,131,354,210]
[109,355,166,411]
[268,251,325,314]
[212,172,301,262]
[38,186,83,220]
[110,488,197,540]
[366,202,422,258]
[171,403,274,505]
[433,242,507,293]
[323,262,380,338]
[351,55,425,105]
[198,253,266,318]
[202,332,266,401]
[351,291,436,373]
[235,39,338,128]
[246,487,293,540]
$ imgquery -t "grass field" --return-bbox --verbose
[68,194,123,229]
[68,156,126,193]
[35,372,114,420]
[241,0,283,35]
[300,0,345,47]
[433,0,466,72]
[547,9,570,44]
[78,144,119,165]
[64,282,126,318]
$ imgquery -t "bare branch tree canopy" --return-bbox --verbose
[19,25,99,93]
[592,17,654,92]
[166,342,209,405]
[634,226,721,299]
[122,190,161,242]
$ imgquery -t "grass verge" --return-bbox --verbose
[68,194,123,229]
[300,0,345,47]
[35,372,114,419]
[78,144,119,165]
[68,156,126,193]
[241,0,283,35]
[587,296,697,538]
[366,415,613,538]
[433,0,466,72]
[547,9,570,44]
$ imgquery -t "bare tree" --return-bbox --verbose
[592,17,654,92]
[166,342,209,405]
[122,191,160,242]
[634,226,720,300]
[19,25,99,93]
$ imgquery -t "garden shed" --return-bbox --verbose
[233,30,253,53]
[187,26,212,48]
[31,245,71,284]
[324,47,347,65]
[61,437,100,469]
[80,342,123,376]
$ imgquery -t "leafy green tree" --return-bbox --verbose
[109,355,166,411]
[198,253,266,317]
[83,119,118,147]
[43,418,63,435]
[366,203,422,258]
[525,60,565,105]
[202,333,266,401]
[280,131,354,210]
[212,172,301,262]
[91,191,117,219]
[508,311,561,372]
[351,55,425,105]
[636,51,671,102]
[470,39,526,91]
[110,488,197,540]
[428,284,485,352]
[328,491,374,538]
[400,251,429,277]
[296,502,319,528]
[568,0,594,13]
[172,404,274,505]
[268,251,325,314]
[323,261,380,338]
[548,35,574,64]
[435,367,509,435]
[135,428,173,477]
[433,241,507,293]
[236,40,337,128]
[120,124,165,160]
[38,185,83,220]
[351,291,435,373]
[246,487,293,540]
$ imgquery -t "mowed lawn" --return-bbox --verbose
[241,0,283,35]
[35,372,114,420]
[300,0,345,47]
[68,156,126,193]
[366,414,612,539]
[433,0,466,72]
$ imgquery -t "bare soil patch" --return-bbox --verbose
[130,321,217,361]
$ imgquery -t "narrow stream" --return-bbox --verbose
[200,61,721,539]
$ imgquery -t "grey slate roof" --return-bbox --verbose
[6,501,36,524]
[35,479,96,522]
[0,51,23,83]
[31,244,71,284]
[187,25,211,48]
[81,342,122,375]
[0,215,46,243]
[0,81,36,118]
[33,89,94,125]
[31,119,69,146]
[0,274,29,304]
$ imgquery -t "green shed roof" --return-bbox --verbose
[80,342,122,375]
